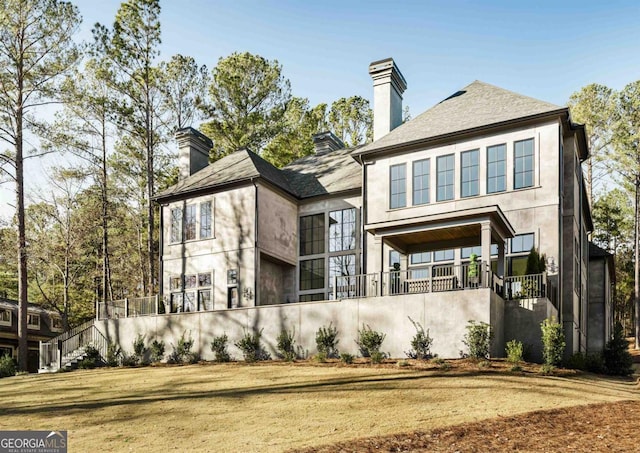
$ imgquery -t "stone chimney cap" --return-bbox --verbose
[368,57,407,94]
[175,126,213,148]
[312,131,345,154]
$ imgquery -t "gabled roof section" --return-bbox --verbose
[282,145,363,198]
[356,80,567,156]
[156,149,295,201]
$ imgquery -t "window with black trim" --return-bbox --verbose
[300,258,325,290]
[300,214,325,256]
[511,233,534,253]
[390,164,407,208]
[514,138,534,189]
[329,208,356,252]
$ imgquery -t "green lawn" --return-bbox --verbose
[0,362,637,452]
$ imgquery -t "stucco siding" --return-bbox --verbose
[257,184,298,265]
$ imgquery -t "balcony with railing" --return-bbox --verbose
[97,295,159,321]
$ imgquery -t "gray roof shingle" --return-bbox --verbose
[357,80,566,156]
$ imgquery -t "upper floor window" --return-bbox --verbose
[461,246,482,259]
[436,154,455,201]
[390,164,406,209]
[27,313,40,330]
[514,138,534,189]
[410,252,431,264]
[51,317,63,330]
[487,144,506,193]
[434,249,454,262]
[300,258,325,290]
[300,214,325,256]
[412,159,430,205]
[184,204,197,241]
[329,208,356,252]
[0,309,10,326]
[511,233,534,253]
[170,208,182,243]
[461,150,479,197]
[200,201,212,239]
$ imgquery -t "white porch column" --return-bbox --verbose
[481,221,492,266]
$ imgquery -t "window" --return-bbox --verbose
[461,246,482,259]
[227,269,238,285]
[300,214,325,256]
[51,317,63,331]
[183,291,196,312]
[329,255,356,298]
[200,201,212,239]
[170,276,182,291]
[0,346,12,358]
[511,233,534,253]
[184,204,196,241]
[436,154,455,201]
[410,252,431,264]
[0,309,11,326]
[389,250,400,269]
[487,144,506,193]
[434,249,454,262]
[514,138,534,189]
[299,293,325,302]
[300,258,325,290]
[184,274,197,289]
[461,149,479,197]
[412,159,430,205]
[198,272,213,311]
[170,293,183,313]
[27,313,40,329]
[329,208,356,252]
[390,164,406,208]
[170,208,182,243]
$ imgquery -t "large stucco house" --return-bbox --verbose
[43,58,612,368]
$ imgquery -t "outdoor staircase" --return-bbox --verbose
[39,319,108,373]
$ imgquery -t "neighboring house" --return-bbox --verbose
[0,298,63,372]
[90,58,607,363]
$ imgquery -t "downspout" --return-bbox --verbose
[158,202,164,313]
[558,125,564,322]
[253,179,259,307]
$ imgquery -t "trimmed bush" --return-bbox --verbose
[405,317,433,360]
[0,354,16,378]
[169,332,197,364]
[505,339,523,364]
[235,329,270,363]
[78,345,102,369]
[316,323,339,358]
[340,352,354,364]
[463,320,492,359]
[150,340,165,363]
[210,334,231,362]
[356,324,386,359]
[106,342,121,367]
[276,328,297,362]
[541,317,565,367]
[132,334,148,365]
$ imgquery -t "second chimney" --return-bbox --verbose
[312,131,345,154]
[175,127,213,179]
[368,58,407,141]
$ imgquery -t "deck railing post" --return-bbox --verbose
[124,298,129,318]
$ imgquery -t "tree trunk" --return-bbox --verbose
[16,104,28,371]
[635,179,640,349]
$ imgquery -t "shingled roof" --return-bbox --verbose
[356,80,567,156]
[156,149,296,201]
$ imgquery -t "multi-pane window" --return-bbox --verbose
[511,233,534,253]
[461,246,482,259]
[170,208,182,243]
[487,144,506,193]
[170,271,213,312]
[329,208,356,252]
[389,250,400,270]
[51,317,63,330]
[390,164,406,209]
[412,159,430,205]
[300,258,325,291]
[0,309,10,326]
[410,252,431,264]
[514,138,534,189]
[461,149,479,197]
[184,205,197,241]
[434,249,454,262]
[198,272,213,311]
[329,255,356,298]
[299,293,325,302]
[27,313,40,329]
[200,201,212,239]
[436,154,455,201]
[300,214,325,256]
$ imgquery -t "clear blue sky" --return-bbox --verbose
[1,0,639,218]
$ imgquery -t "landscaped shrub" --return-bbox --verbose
[120,352,138,367]
[567,351,586,370]
[78,345,102,369]
[106,342,121,367]
[316,323,339,358]
[356,324,386,359]
[169,332,198,364]
[235,329,270,363]
[370,350,385,364]
[150,340,165,363]
[585,352,605,374]
[132,334,148,365]
[505,339,524,364]
[603,323,634,376]
[405,317,433,360]
[462,320,492,359]
[276,328,297,362]
[541,317,565,367]
[0,354,16,378]
[210,334,231,362]
[340,352,354,364]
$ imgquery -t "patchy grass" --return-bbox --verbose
[0,361,637,452]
